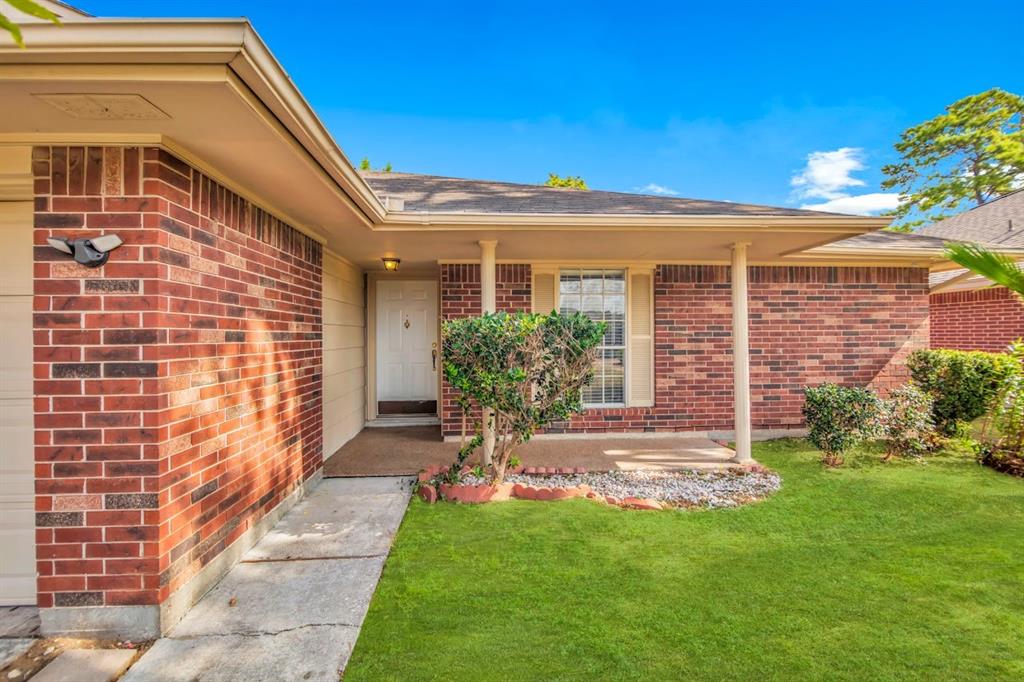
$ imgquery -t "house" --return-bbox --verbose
[916,189,1024,351]
[1,2,1019,640]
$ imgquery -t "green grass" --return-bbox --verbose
[345,440,1024,681]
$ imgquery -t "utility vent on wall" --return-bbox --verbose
[34,94,169,120]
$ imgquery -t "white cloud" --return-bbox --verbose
[790,147,901,215]
[800,192,901,216]
[636,183,679,196]
[791,147,867,200]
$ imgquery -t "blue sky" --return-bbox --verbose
[85,0,1022,213]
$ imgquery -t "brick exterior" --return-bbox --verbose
[930,286,1024,351]
[440,263,929,436]
[32,146,322,611]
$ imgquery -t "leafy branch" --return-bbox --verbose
[1,0,60,48]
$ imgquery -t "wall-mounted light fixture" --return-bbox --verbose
[47,234,123,268]
[382,257,401,272]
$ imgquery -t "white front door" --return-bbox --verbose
[0,201,35,606]
[376,280,439,402]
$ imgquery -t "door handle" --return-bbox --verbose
[431,348,437,371]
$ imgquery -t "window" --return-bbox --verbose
[559,269,626,406]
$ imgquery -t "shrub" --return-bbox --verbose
[982,341,1024,456]
[442,311,605,483]
[879,384,934,460]
[907,349,1016,436]
[803,384,881,467]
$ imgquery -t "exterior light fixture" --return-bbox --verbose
[382,257,401,272]
[47,234,123,267]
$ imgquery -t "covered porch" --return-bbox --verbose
[323,426,743,477]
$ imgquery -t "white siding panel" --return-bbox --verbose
[322,253,365,458]
[0,199,34,605]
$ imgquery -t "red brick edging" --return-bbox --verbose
[416,466,664,511]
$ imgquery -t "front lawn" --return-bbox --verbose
[345,440,1024,681]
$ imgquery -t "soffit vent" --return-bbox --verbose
[34,94,169,120]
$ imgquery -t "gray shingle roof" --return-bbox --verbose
[917,189,1024,247]
[818,230,949,252]
[360,172,845,217]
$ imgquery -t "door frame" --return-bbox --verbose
[365,271,442,422]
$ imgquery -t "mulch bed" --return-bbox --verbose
[980,450,1024,478]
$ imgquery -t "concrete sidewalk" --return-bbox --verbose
[122,477,412,682]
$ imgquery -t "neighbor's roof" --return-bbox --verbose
[917,189,1024,247]
[361,172,843,217]
[822,230,950,252]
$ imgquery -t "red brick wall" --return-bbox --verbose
[930,287,1024,351]
[440,263,929,435]
[32,146,322,612]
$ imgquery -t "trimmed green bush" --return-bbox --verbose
[907,349,1016,436]
[803,383,881,466]
[981,341,1024,458]
[879,384,934,460]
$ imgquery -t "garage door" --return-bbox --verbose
[0,199,35,605]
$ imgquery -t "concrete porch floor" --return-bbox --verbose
[323,426,742,477]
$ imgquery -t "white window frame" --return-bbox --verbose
[557,268,628,408]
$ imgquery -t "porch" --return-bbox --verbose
[323,426,743,477]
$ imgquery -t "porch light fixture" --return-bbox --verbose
[382,257,401,272]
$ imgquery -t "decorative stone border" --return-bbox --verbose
[416,465,665,511]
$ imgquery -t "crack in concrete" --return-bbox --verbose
[239,553,386,564]
[168,622,361,640]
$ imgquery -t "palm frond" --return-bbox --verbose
[0,11,23,47]
[5,0,59,24]
[945,242,1024,297]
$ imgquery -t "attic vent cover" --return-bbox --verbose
[35,94,169,120]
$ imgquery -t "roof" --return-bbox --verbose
[14,0,92,21]
[917,189,1024,247]
[822,230,950,252]
[361,172,844,217]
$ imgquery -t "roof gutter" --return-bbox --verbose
[376,212,893,232]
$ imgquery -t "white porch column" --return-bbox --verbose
[479,240,498,465]
[731,242,753,463]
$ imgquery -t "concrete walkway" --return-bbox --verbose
[122,477,412,682]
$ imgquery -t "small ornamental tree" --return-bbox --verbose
[442,311,604,484]
[803,384,881,467]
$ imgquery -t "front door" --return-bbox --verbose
[0,200,35,605]
[376,280,439,414]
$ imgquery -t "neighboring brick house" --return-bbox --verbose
[0,1,1019,640]
[917,190,1024,351]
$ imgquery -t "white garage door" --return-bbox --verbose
[0,199,35,605]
